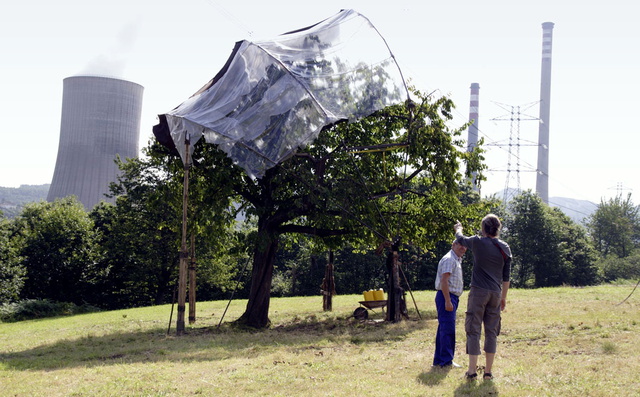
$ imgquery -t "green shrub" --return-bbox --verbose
[597,253,640,282]
[0,299,100,322]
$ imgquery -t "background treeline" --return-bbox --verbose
[2,184,639,315]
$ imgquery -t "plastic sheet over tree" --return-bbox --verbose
[153,9,408,178]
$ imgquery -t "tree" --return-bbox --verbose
[587,193,640,258]
[149,87,486,328]
[506,191,558,287]
[550,206,600,286]
[0,212,25,303]
[505,191,599,287]
[89,150,241,309]
[11,197,98,304]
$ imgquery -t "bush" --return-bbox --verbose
[0,299,100,322]
[597,253,640,282]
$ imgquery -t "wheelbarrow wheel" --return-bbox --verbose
[353,307,368,320]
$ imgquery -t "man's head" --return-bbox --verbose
[452,240,467,257]
[481,214,502,237]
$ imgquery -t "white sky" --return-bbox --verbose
[1,0,638,205]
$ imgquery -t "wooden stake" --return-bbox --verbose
[177,135,191,335]
[188,233,197,324]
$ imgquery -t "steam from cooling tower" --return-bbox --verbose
[79,18,141,79]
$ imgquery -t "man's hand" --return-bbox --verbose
[445,301,454,312]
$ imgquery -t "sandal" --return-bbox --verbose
[465,372,477,381]
[483,372,493,380]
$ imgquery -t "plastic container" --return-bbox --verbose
[363,290,375,301]
[373,288,384,301]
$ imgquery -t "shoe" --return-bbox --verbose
[465,372,477,381]
[438,361,462,368]
[483,372,493,380]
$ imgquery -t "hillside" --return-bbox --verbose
[0,184,50,218]
[549,196,598,224]
[489,188,597,224]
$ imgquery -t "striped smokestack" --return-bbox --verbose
[536,22,554,203]
[468,82,480,191]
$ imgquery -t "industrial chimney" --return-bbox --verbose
[536,22,554,203]
[47,76,144,209]
[468,82,480,191]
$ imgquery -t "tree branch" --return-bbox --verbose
[277,224,351,237]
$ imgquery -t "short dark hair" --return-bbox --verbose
[481,214,501,237]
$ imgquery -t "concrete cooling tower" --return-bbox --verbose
[47,76,144,209]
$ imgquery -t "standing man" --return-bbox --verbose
[455,214,511,381]
[433,240,467,368]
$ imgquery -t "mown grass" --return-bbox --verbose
[1,284,639,396]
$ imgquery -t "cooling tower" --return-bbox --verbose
[468,82,480,191]
[47,76,144,209]
[536,22,554,204]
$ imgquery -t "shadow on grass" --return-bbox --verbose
[1,314,430,371]
[417,365,452,386]
[453,377,499,396]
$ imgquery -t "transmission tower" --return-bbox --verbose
[487,101,539,203]
[608,182,633,197]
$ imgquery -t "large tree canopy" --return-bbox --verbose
[147,87,486,328]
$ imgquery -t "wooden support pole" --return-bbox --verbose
[176,136,191,335]
[188,233,197,324]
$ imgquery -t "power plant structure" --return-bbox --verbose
[536,22,555,204]
[467,82,480,191]
[47,75,144,209]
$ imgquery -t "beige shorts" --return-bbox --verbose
[465,286,502,355]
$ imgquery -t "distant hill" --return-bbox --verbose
[488,188,597,225]
[0,184,50,218]
[549,196,598,225]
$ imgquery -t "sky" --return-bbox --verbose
[1,0,639,206]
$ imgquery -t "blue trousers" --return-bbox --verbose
[433,290,459,366]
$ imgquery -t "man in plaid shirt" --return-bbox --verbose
[433,240,466,367]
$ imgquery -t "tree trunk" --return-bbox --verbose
[385,242,407,323]
[237,226,279,328]
[322,251,336,311]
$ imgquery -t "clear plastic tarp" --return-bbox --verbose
[156,9,408,178]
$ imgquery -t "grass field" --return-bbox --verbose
[1,284,639,396]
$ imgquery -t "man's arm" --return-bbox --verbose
[440,272,454,311]
[501,281,510,311]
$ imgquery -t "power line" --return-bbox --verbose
[203,0,255,37]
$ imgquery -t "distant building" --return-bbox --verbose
[47,76,144,209]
